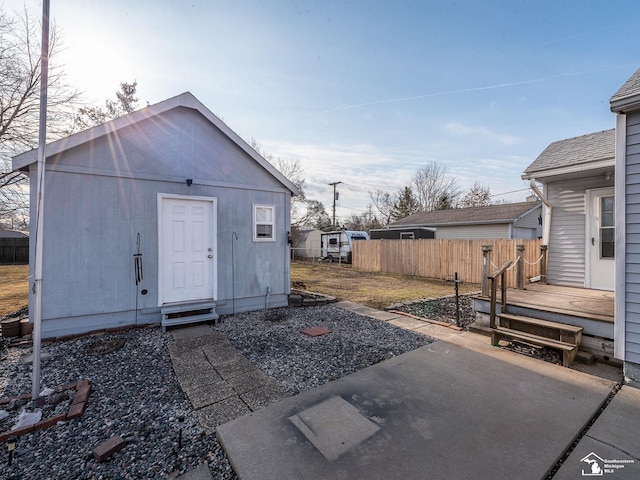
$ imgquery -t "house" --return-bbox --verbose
[521,130,616,291]
[610,66,640,385]
[386,201,542,240]
[12,92,299,338]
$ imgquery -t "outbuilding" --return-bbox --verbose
[387,201,542,240]
[12,92,299,338]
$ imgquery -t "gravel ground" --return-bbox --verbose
[393,294,477,329]
[0,304,433,479]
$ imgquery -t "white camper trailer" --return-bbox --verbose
[320,230,369,263]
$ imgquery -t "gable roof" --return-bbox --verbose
[388,201,541,228]
[522,129,615,180]
[610,67,640,113]
[12,92,299,195]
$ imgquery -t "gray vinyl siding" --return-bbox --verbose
[546,177,613,287]
[28,107,292,338]
[435,224,509,239]
[625,111,640,363]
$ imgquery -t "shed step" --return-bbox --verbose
[161,301,218,332]
[491,326,578,367]
[497,313,582,346]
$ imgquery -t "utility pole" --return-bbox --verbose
[329,181,342,229]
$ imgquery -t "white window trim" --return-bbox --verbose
[253,204,276,242]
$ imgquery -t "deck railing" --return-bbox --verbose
[488,261,512,329]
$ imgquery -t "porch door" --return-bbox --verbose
[159,195,216,304]
[586,187,614,291]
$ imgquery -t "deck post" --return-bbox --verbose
[481,245,492,296]
[516,244,525,289]
[540,245,548,285]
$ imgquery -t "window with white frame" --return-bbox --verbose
[253,205,275,241]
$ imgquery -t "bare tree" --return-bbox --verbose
[72,81,139,131]
[411,161,460,211]
[344,208,383,232]
[0,7,80,228]
[369,189,395,225]
[459,181,492,208]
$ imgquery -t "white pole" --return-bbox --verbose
[32,0,51,400]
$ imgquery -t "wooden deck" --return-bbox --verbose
[474,283,614,341]
[500,284,614,323]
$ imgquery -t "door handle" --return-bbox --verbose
[591,237,595,246]
[208,254,213,258]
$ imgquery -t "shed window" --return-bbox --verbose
[400,232,415,239]
[254,205,275,242]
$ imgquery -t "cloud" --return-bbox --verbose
[444,122,522,146]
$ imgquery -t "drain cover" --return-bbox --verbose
[288,396,380,461]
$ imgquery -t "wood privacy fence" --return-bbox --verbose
[352,239,543,288]
[0,237,29,264]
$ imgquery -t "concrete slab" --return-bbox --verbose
[211,355,257,379]
[176,463,214,480]
[554,386,640,480]
[171,325,215,341]
[386,316,427,330]
[201,343,247,365]
[183,377,237,409]
[225,369,270,395]
[240,383,290,411]
[196,396,251,434]
[288,395,381,461]
[217,340,616,480]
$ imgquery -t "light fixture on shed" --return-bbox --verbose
[186,178,193,187]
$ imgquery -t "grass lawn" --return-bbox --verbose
[291,261,480,309]
[0,264,29,317]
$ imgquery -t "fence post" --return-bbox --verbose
[481,245,492,296]
[540,245,548,285]
[516,244,525,289]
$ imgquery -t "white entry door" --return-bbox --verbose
[586,187,614,291]
[159,195,216,304]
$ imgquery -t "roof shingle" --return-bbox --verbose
[610,67,640,103]
[523,129,614,177]
[389,201,541,227]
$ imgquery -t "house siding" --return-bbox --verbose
[625,111,640,363]
[434,224,509,239]
[27,106,292,338]
[513,207,542,239]
[546,177,613,287]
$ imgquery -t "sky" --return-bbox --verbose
[17,0,640,224]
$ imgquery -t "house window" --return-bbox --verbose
[600,196,614,259]
[254,205,275,242]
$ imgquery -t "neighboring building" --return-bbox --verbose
[387,202,542,240]
[0,230,29,264]
[294,228,322,258]
[369,226,435,240]
[610,66,640,385]
[12,92,299,338]
[521,130,615,291]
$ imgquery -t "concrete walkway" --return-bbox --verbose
[215,302,639,480]
[168,325,288,434]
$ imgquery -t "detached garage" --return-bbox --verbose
[12,92,298,338]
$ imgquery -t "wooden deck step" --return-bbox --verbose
[491,326,578,367]
[497,313,583,346]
